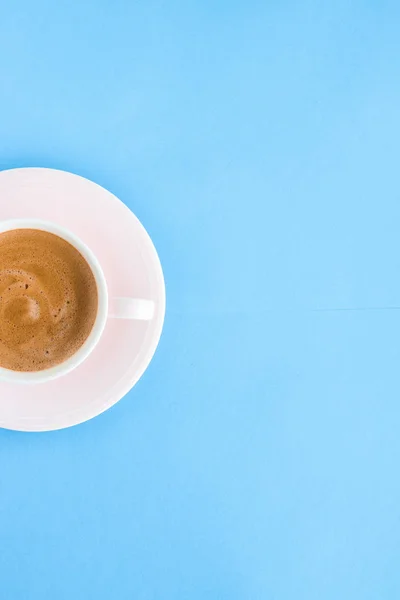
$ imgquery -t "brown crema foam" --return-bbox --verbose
[0,229,98,372]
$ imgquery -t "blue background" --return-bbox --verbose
[1,1,400,598]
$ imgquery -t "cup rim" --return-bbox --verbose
[0,218,108,384]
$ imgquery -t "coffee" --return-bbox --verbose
[0,229,98,372]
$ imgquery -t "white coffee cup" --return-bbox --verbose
[0,219,155,384]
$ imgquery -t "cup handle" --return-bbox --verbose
[108,297,155,320]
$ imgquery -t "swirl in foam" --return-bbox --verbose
[0,229,98,372]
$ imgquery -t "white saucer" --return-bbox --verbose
[0,168,166,432]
